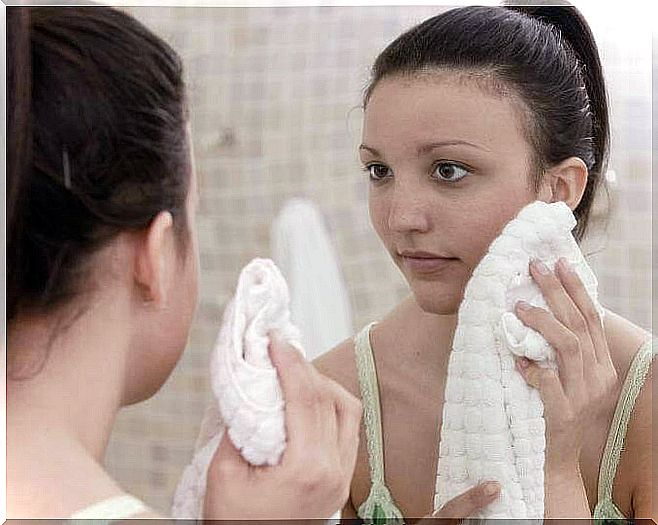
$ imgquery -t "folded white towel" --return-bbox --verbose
[171,258,304,519]
[434,201,604,521]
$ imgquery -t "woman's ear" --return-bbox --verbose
[541,156,588,210]
[134,211,175,306]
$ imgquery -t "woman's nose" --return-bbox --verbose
[387,180,431,234]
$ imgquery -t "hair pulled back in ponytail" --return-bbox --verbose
[507,4,610,238]
[7,7,190,322]
[365,4,609,242]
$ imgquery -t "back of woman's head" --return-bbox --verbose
[365,4,609,243]
[7,7,190,322]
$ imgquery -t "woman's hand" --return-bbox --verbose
[203,336,362,520]
[513,258,620,517]
[420,482,501,523]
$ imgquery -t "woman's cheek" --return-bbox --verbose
[368,196,389,242]
[457,205,516,267]
[472,196,535,262]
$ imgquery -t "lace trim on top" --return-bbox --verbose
[354,322,405,524]
[592,337,656,521]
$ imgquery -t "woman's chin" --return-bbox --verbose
[410,283,465,315]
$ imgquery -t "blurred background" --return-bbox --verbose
[103,3,652,514]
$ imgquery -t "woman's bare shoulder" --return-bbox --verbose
[602,309,654,519]
[8,471,126,518]
[313,336,360,397]
[623,357,653,519]
[603,309,652,373]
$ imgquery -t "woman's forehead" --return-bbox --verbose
[362,74,530,154]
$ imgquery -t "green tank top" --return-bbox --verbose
[353,323,655,524]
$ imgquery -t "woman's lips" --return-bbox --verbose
[399,253,459,274]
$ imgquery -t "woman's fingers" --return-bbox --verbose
[269,335,361,513]
[314,375,339,462]
[268,334,324,457]
[268,334,358,481]
[515,301,583,398]
[529,259,583,327]
[529,259,597,371]
[554,258,610,368]
[206,431,249,495]
[515,357,569,415]
[433,482,501,519]
[318,374,362,476]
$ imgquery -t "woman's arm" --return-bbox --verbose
[543,463,590,519]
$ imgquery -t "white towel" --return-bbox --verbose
[171,258,305,519]
[434,201,604,521]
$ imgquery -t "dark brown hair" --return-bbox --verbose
[7,7,190,322]
[364,5,609,242]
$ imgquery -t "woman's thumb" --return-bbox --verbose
[207,431,244,482]
[432,482,500,518]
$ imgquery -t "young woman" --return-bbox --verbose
[6,7,362,519]
[315,5,654,522]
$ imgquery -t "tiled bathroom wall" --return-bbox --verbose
[104,5,652,514]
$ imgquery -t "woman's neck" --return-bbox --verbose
[382,295,458,371]
[7,300,130,463]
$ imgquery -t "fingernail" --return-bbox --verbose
[516,357,530,369]
[516,300,531,311]
[532,259,550,275]
[268,332,282,351]
[483,482,500,497]
[558,257,573,274]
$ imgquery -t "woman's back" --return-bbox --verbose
[8,424,124,518]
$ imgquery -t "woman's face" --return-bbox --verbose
[362,74,541,314]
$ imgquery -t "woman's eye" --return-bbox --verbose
[365,163,392,181]
[432,162,470,182]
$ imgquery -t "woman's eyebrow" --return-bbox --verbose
[417,140,491,154]
[359,140,491,157]
[358,144,381,156]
